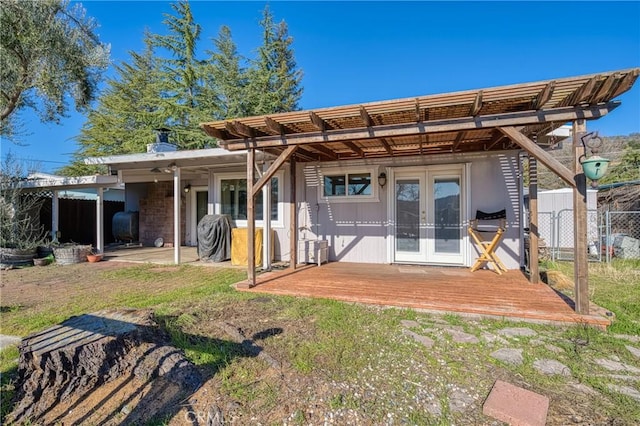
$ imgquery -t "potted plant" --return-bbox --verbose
[86,249,103,263]
[1,155,47,267]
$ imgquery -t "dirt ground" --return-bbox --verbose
[1,261,638,425]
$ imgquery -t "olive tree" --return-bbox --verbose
[0,0,110,140]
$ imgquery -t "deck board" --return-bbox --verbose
[237,262,611,327]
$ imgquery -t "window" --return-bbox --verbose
[219,177,279,222]
[319,168,378,203]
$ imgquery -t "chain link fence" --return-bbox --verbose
[535,210,640,263]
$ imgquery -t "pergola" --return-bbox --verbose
[201,68,639,315]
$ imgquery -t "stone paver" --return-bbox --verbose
[491,348,524,366]
[402,329,434,348]
[483,380,549,426]
[400,320,420,328]
[614,334,640,343]
[544,344,564,354]
[445,328,480,344]
[498,327,537,338]
[625,345,640,359]
[568,382,599,396]
[607,384,640,402]
[594,358,640,373]
[481,332,508,345]
[449,388,475,413]
[0,334,22,351]
[533,359,571,376]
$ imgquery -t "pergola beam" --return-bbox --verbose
[498,126,576,188]
[470,91,483,116]
[379,138,394,155]
[310,143,339,160]
[251,145,298,197]
[360,106,373,127]
[344,141,364,157]
[533,81,555,109]
[219,102,619,151]
[309,111,328,131]
[265,116,285,135]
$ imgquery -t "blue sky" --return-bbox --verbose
[3,1,640,173]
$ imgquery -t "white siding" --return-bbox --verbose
[298,152,523,269]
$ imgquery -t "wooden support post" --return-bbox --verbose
[262,163,271,272]
[289,157,297,269]
[247,149,256,287]
[572,120,589,314]
[528,156,539,283]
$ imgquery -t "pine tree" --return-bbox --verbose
[150,0,209,149]
[203,26,248,120]
[246,6,303,116]
[58,38,165,175]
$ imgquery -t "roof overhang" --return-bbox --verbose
[84,147,269,183]
[15,174,122,191]
[201,68,639,161]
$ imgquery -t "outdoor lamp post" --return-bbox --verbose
[579,131,610,185]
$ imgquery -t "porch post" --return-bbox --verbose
[289,157,297,269]
[572,120,589,314]
[247,149,256,287]
[96,187,104,253]
[528,156,539,283]
[207,169,215,215]
[51,190,59,243]
[173,167,181,265]
[262,162,272,271]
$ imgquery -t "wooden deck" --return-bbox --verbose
[237,262,611,328]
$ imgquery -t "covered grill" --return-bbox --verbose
[197,214,232,262]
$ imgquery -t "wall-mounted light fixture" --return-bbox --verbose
[378,172,387,188]
[183,184,191,193]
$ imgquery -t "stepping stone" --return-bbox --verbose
[625,345,640,359]
[498,327,537,338]
[594,358,640,373]
[481,332,508,345]
[400,320,420,328]
[544,344,564,354]
[608,384,640,402]
[533,359,571,376]
[614,334,640,343]
[491,348,524,366]
[445,328,479,344]
[402,329,434,348]
[568,382,599,396]
[483,380,549,426]
[449,388,474,413]
[0,334,22,350]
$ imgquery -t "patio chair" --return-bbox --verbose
[468,209,507,275]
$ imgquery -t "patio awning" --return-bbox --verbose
[201,68,639,160]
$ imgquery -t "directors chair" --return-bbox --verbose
[468,209,507,275]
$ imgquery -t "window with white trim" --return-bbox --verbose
[216,173,283,226]
[319,168,378,202]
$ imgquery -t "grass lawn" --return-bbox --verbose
[1,261,639,425]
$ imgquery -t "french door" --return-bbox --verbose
[394,167,465,265]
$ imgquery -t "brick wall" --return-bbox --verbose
[139,182,186,246]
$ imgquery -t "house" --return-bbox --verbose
[200,67,640,316]
[18,68,637,318]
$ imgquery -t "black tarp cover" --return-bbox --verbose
[197,214,232,262]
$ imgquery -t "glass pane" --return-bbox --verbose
[396,179,420,252]
[221,177,278,221]
[348,173,372,195]
[220,179,247,220]
[434,178,460,253]
[196,191,208,225]
[324,175,345,196]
